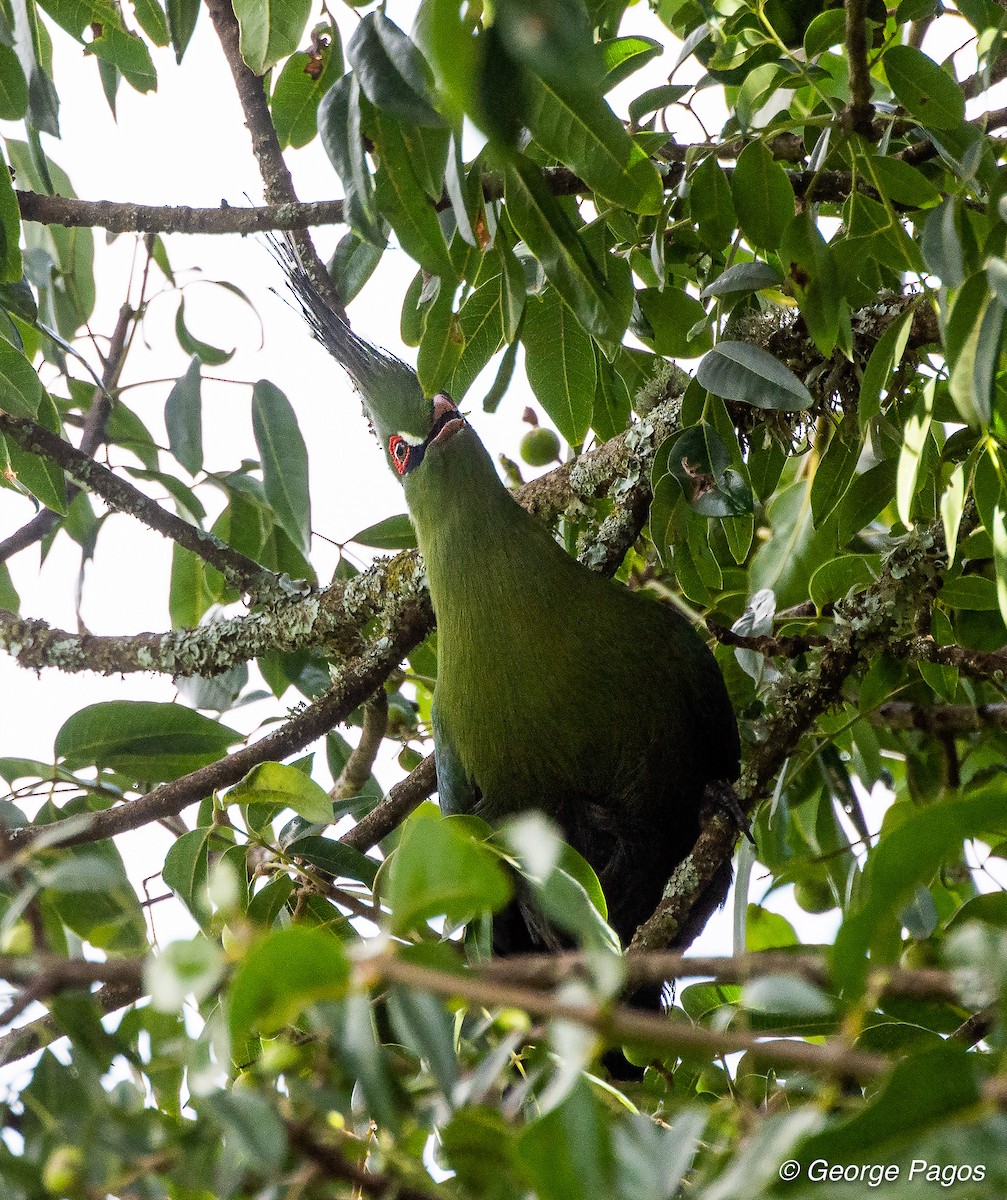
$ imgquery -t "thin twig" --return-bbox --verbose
[331,692,388,802]
[340,755,438,852]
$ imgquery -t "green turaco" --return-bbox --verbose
[287,263,741,955]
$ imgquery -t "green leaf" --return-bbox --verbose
[938,573,1000,610]
[54,701,242,780]
[386,802,512,935]
[941,462,966,567]
[504,153,629,343]
[0,44,28,120]
[525,75,662,214]
[803,8,846,58]
[635,287,711,358]
[169,544,221,628]
[166,0,199,63]
[84,25,156,93]
[270,34,343,150]
[730,140,794,251]
[329,231,385,304]
[690,155,736,252]
[700,261,782,298]
[285,834,378,887]
[318,74,383,246]
[0,344,46,416]
[162,827,213,921]
[348,11,445,127]
[5,391,66,513]
[696,340,812,409]
[599,33,662,89]
[896,383,934,526]
[174,296,233,366]
[201,1091,288,1172]
[518,1081,615,1200]
[858,306,915,429]
[834,781,1007,988]
[654,424,753,518]
[350,513,417,550]
[252,379,311,556]
[811,421,862,528]
[809,553,879,609]
[131,0,170,47]
[233,0,311,74]
[0,146,21,283]
[228,761,334,826]
[779,211,841,357]
[884,44,965,131]
[994,504,1007,630]
[164,354,202,476]
[522,288,595,446]
[371,108,454,279]
[229,925,350,1045]
[867,154,942,209]
[387,985,458,1094]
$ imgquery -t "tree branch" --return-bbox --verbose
[0,410,280,599]
[371,953,888,1080]
[843,0,875,137]
[7,598,431,851]
[0,297,132,564]
[340,754,437,852]
[17,190,345,234]
[203,0,343,316]
[331,691,388,801]
[871,700,1007,734]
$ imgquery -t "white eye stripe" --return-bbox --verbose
[394,431,425,446]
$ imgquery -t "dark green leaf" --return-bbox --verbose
[504,153,630,343]
[350,513,417,550]
[526,75,662,214]
[654,424,754,518]
[518,1081,615,1200]
[318,74,384,245]
[233,0,311,74]
[635,287,711,358]
[166,0,199,62]
[700,261,782,298]
[286,834,378,887]
[730,140,794,251]
[372,108,454,279]
[347,11,445,127]
[884,44,965,130]
[522,287,595,446]
[271,33,343,150]
[251,379,311,556]
[697,340,812,409]
[54,701,242,780]
[811,421,862,527]
[0,44,28,119]
[164,354,202,476]
[329,231,385,304]
[600,35,663,91]
[229,925,350,1045]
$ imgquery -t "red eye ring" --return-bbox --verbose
[389,435,410,475]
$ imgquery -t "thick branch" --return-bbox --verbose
[340,754,437,852]
[843,0,875,137]
[204,0,342,316]
[907,636,1007,684]
[0,410,279,599]
[17,191,345,234]
[7,599,430,851]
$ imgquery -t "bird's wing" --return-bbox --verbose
[432,702,478,815]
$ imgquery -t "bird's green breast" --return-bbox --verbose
[405,427,733,823]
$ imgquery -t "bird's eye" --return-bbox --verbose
[389,436,410,475]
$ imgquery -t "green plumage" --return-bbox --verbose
[288,261,740,952]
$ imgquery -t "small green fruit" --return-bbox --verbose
[42,1145,85,1195]
[520,427,560,467]
[794,878,834,914]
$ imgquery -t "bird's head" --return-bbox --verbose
[282,256,466,482]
